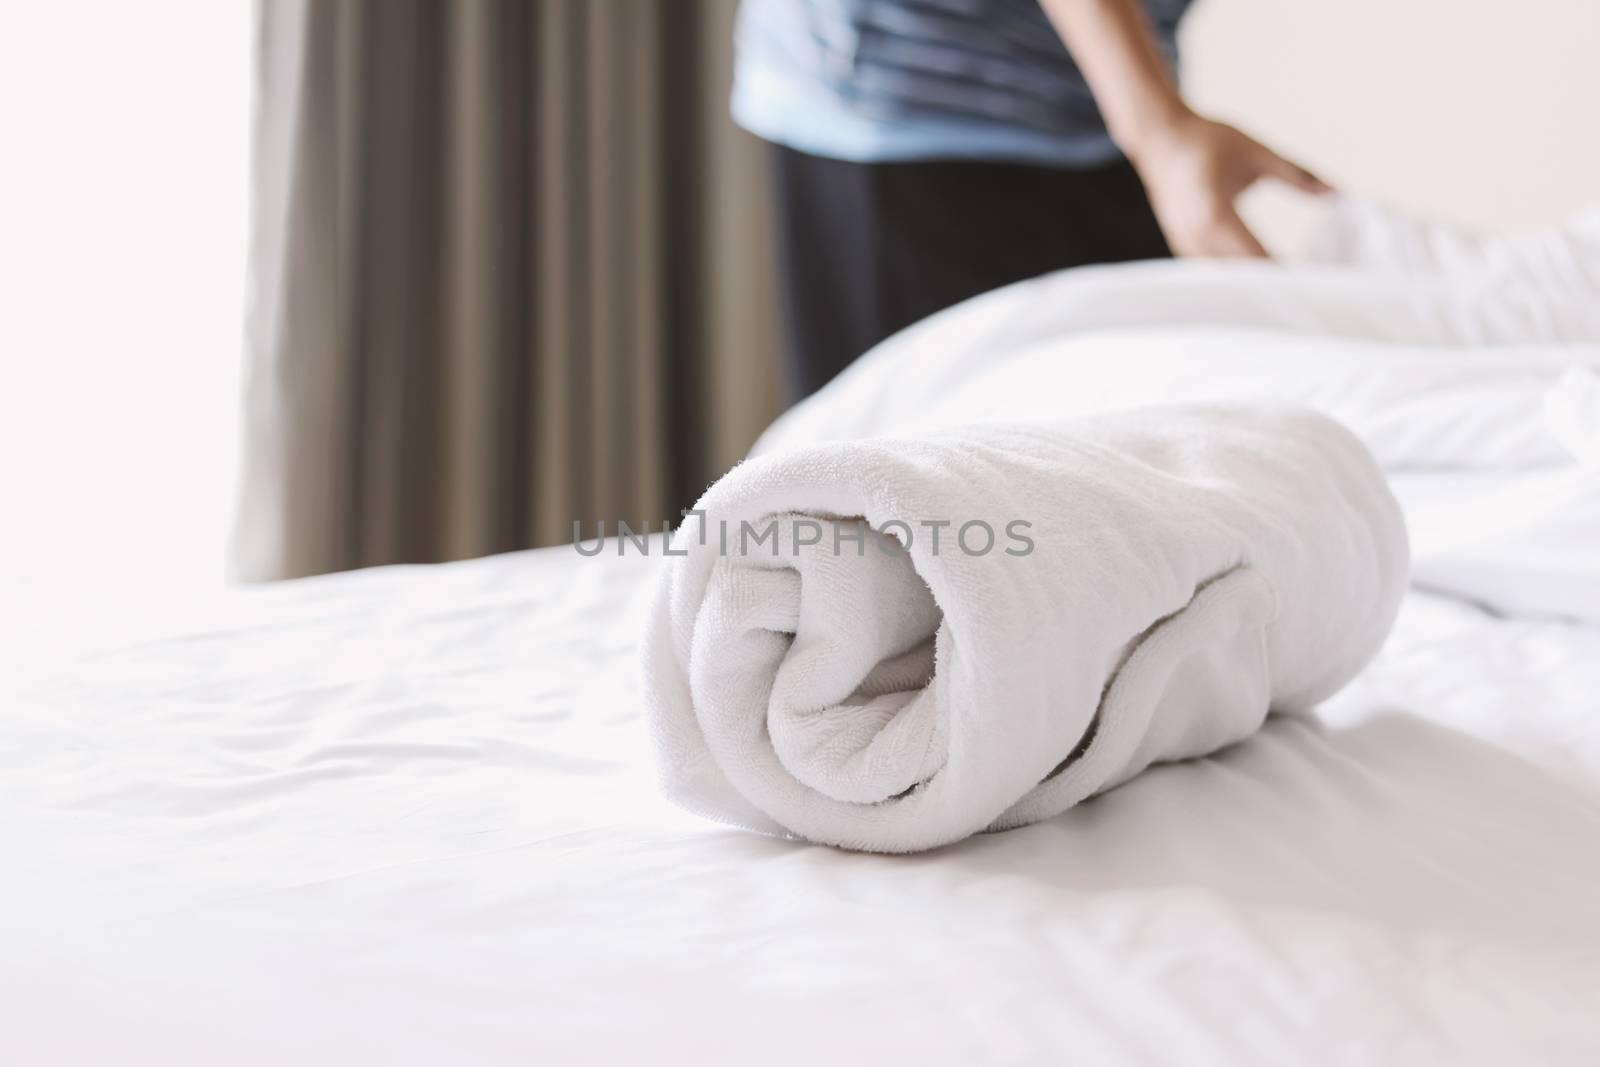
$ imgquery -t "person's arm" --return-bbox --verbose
[1038,0,1329,258]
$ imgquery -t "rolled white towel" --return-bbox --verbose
[642,405,1408,853]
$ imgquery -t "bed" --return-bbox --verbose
[6,216,1600,1064]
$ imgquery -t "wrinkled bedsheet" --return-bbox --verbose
[4,537,1599,1066]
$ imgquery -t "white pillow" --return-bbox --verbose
[1398,465,1600,624]
[1545,367,1600,467]
[1304,197,1600,299]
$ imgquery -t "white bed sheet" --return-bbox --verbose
[5,541,1599,1066]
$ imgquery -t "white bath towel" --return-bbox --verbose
[643,405,1408,853]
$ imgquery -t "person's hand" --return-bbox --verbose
[1127,109,1331,258]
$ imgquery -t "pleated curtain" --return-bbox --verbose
[235,0,780,580]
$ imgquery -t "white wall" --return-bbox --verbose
[0,1,250,594]
[1181,0,1600,249]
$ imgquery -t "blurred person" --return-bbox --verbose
[734,0,1331,400]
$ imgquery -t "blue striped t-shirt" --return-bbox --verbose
[732,0,1193,169]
